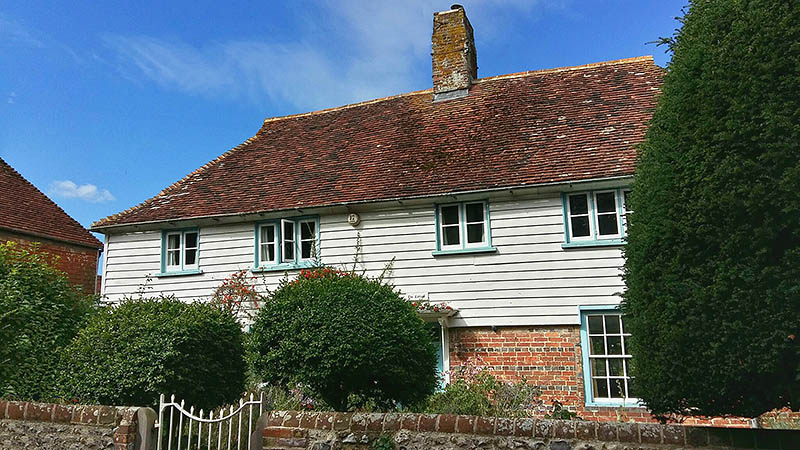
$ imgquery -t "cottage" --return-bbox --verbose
[92,6,663,420]
[0,157,102,294]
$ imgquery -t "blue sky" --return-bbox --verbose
[1,0,684,236]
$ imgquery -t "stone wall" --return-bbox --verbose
[0,400,152,450]
[259,410,800,450]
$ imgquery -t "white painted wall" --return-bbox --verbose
[101,191,625,327]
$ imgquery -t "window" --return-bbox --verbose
[563,188,630,246]
[254,217,319,269]
[580,309,637,405]
[161,229,200,274]
[434,201,495,255]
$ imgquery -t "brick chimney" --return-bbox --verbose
[432,4,477,101]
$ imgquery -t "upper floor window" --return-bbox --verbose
[161,229,199,274]
[580,309,638,406]
[563,188,630,247]
[255,217,319,270]
[434,201,496,255]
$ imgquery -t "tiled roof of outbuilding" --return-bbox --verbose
[93,56,662,229]
[0,158,102,248]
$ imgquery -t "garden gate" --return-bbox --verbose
[155,393,265,450]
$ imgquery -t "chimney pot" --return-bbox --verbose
[431,5,477,101]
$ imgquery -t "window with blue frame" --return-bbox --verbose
[161,229,200,274]
[562,188,630,247]
[254,217,319,270]
[579,308,637,405]
[433,201,495,255]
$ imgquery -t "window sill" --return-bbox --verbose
[432,246,497,257]
[251,261,318,273]
[155,269,203,278]
[562,239,625,249]
[584,399,644,408]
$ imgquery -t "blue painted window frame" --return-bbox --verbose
[432,200,497,256]
[579,305,640,407]
[158,228,202,277]
[562,188,630,248]
[253,215,320,272]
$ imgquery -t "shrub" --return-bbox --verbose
[0,242,95,400]
[422,361,541,417]
[58,297,246,410]
[622,0,800,417]
[247,267,438,411]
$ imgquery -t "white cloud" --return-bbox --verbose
[48,180,115,203]
[0,16,44,48]
[102,1,561,111]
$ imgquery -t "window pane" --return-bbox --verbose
[597,213,619,236]
[596,192,616,213]
[441,205,459,225]
[167,250,179,266]
[443,226,460,246]
[588,315,604,334]
[608,358,624,376]
[604,315,621,334]
[184,232,198,249]
[590,336,606,355]
[593,378,609,399]
[261,243,275,263]
[569,194,588,215]
[185,249,197,266]
[591,358,607,376]
[624,191,631,212]
[261,225,275,243]
[301,241,313,259]
[466,223,484,244]
[465,203,484,223]
[570,216,590,237]
[610,379,627,398]
[284,241,294,261]
[627,376,637,398]
[167,234,180,250]
[300,221,315,240]
[283,221,295,241]
[607,336,623,355]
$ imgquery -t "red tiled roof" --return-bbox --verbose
[93,56,662,229]
[0,158,102,248]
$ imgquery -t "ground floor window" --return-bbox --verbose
[579,308,637,405]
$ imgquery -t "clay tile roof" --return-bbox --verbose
[0,158,102,248]
[93,56,663,229]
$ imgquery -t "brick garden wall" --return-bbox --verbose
[0,400,149,450]
[259,410,800,450]
[0,230,100,294]
[448,326,757,427]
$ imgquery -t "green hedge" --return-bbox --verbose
[247,267,438,411]
[0,242,95,400]
[58,297,246,410]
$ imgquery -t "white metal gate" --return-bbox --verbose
[156,393,265,450]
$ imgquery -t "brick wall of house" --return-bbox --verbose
[0,230,100,295]
[447,326,756,427]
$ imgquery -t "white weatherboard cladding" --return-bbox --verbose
[101,193,624,327]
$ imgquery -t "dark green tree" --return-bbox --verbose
[247,267,438,411]
[622,0,800,417]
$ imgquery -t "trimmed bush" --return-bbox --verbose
[58,297,246,410]
[247,267,438,411]
[622,0,800,417]
[0,242,94,400]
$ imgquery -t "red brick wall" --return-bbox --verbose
[447,326,755,427]
[0,230,99,295]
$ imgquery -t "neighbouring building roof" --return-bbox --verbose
[0,158,102,248]
[93,56,662,230]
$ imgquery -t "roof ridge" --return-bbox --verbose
[257,56,656,126]
[0,157,101,248]
[91,132,262,228]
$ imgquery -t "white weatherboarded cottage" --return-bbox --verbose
[93,6,662,420]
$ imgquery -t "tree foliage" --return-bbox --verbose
[0,242,95,400]
[247,267,438,411]
[58,297,246,410]
[623,0,800,417]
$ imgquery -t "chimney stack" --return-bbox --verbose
[432,5,477,101]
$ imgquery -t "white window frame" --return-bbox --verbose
[162,229,200,273]
[563,188,629,245]
[298,219,318,261]
[259,224,277,265]
[254,217,319,268]
[566,192,594,242]
[165,232,182,270]
[593,190,622,239]
[436,201,490,252]
[438,203,464,251]
[580,308,639,406]
[463,201,488,248]
[281,219,296,263]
